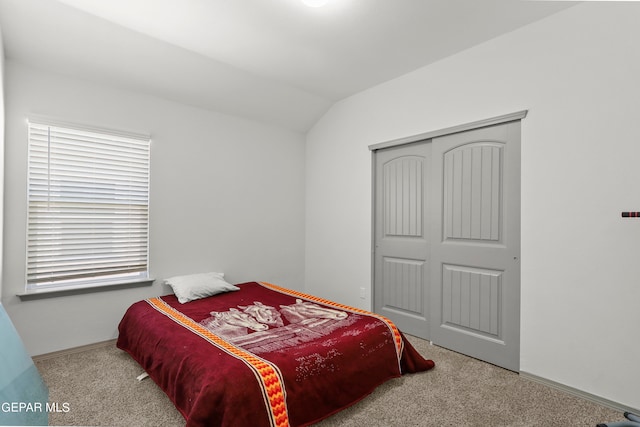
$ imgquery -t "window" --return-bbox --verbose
[26,120,151,291]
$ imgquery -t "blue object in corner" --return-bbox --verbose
[0,303,49,426]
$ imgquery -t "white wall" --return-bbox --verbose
[2,61,306,356]
[305,3,640,411]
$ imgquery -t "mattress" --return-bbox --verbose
[117,281,434,426]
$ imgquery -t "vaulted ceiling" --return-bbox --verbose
[0,0,576,132]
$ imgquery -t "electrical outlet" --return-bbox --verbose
[359,287,366,299]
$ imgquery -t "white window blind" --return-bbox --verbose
[26,121,151,290]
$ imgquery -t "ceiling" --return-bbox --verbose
[0,0,577,132]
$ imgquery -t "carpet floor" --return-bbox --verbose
[34,335,625,426]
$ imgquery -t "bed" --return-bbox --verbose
[117,280,435,427]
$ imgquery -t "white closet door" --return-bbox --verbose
[430,121,521,371]
[373,119,521,371]
[374,141,431,338]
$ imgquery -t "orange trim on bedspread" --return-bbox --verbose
[146,297,290,427]
[258,282,404,364]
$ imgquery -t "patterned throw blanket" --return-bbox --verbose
[117,282,435,427]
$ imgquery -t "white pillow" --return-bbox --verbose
[163,272,239,303]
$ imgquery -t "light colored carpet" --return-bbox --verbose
[35,335,624,426]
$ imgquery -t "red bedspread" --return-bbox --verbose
[117,281,434,427]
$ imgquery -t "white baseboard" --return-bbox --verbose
[32,339,117,362]
[520,371,639,415]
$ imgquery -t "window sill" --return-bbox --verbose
[17,278,155,301]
